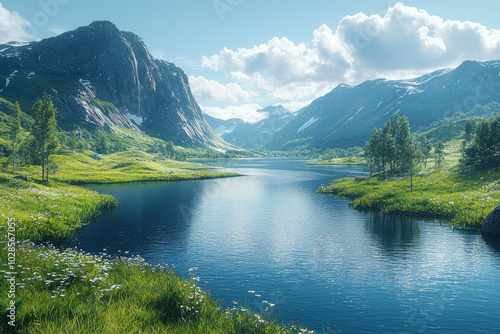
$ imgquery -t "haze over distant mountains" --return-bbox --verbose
[268,60,500,150]
[0,21,228,148]
[204,105,295,150]
[205,60,500,151]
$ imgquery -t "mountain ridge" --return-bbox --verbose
[264,60,500,150]
[0,20,229,148]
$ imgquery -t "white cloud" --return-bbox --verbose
[0,3,32,43]
[202,2,500,97]
[201,103,266,123]
[189,75,258,103]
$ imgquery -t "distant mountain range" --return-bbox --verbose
[261,60,500,150]
[204,105,294,149]
[0,21,229,148]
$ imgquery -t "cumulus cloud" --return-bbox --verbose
[202,2,500,96]
[189,75,258,103]
[201,103,266,123]
[0,3,32,43]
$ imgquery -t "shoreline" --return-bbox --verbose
[318,164,500,228]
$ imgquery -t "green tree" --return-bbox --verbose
[463,116,500,166]
[31,96,59,182]
[8,102,23,171]
[395,116,412,174]
[418,135,433,171]
[96,131,110,154]
[68,131,78,153]
[435,141,445,167]
[363,138,376,176]
[408,143,423,192]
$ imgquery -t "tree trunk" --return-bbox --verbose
[12,147,15,172]
[410,164,413,192]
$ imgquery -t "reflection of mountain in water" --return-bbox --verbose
[365,213,421,252]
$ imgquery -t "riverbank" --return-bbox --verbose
[306,156,365,165]
[0,242,309,333]
[0,153,314,333]
[319,164,500,227]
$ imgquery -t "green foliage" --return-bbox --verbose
[320,165,500,228]
[364,114,422,178]
[435,141,445,167]
[30,96,59,181]
[417,135,433,170]
[0,172,116,242]
[0,244,312,333]
[462,115,500,167]
[7,102,23,171]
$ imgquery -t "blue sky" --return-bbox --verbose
[1,0,500,122]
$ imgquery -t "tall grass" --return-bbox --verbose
[0,172,117,241]
[0,244,315,333]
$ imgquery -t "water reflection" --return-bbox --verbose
[365,213,421,251]
[482,233,500,256]
[67,159,500,333]
[81,181,207,256]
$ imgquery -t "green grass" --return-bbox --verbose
[47,150,238,184]
[319,164,500,227]
[0,172,117,241]
[307,155,365,165]
[0,244,314,333]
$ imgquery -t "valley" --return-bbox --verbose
[1,5,500,333]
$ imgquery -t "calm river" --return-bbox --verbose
[72,158,500,333]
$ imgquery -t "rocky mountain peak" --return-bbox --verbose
[0,21,228,148]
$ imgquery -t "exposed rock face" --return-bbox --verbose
[482,206,500,234]
[0,21,226,147]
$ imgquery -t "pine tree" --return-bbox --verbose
[8,102,23,171]
[435,141,445,167]
[418,135,433,171]
[395,116,412,174]
[31,96,59,182]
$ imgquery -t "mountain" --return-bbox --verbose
[204,105,295,149]
[265,60,500,150]
[0,21,228,148]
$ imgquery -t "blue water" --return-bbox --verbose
[71,158,500,333]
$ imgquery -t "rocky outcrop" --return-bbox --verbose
[0,21,227,148]
[482,206,500,234]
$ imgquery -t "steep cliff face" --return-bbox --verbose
[0,21,226,147]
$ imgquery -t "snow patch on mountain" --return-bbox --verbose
[298,117,319,133]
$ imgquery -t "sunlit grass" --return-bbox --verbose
[320,164,500,227]
[49,150,238,184]
[0,243,316,333]
[0,172,117,241]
